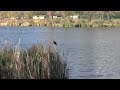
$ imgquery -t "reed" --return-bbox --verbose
[2,18,120,27]
[0,43,69,79]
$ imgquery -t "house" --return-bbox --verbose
[68,15,79,19]
[10,17,16,20]
[73,15,79,19]
[52,15,62,19]
[33,15,47,19]
[53,16,58,19]
[19,17,26,19]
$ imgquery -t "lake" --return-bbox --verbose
[0,26,120,79]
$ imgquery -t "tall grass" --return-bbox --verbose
[1,19,120,27]
[0,43,69,79]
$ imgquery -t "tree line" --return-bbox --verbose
[0,11,120,20]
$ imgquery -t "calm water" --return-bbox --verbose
[0,26,120,79]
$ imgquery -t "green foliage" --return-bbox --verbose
[1,11,17,18]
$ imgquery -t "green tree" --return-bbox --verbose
[24,11,34,19]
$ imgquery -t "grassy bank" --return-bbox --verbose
[1,19,120,27]
[52,19,120,27]
[0,43,69,79]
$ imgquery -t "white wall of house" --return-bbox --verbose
[33,15,45,19]
[53,16,58,19]
[10,17,16,19]
[72,15,79,19]
[68,15,79,19]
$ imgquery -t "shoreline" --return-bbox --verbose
[0,19,120,27]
